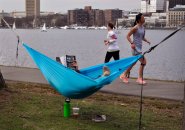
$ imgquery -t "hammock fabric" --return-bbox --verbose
[23,43,142,99]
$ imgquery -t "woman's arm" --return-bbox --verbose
[127,27,137,49]
[107,33,117,44]
[143,37,151,45]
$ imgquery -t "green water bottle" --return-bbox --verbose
[64,98,71,118]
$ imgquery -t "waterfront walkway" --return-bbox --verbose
[0,66,184,101]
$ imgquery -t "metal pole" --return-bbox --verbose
[138,83,144,130]
[183,81,185,130]
[139,59,144,130]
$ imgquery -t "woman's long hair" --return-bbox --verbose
[108,22,115,29]
[134,13,143,26]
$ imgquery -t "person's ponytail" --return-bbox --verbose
[134,20,137,26]
[134,13,143,27]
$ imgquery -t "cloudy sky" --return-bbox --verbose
[0,0,140,13]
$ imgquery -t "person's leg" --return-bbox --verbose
[112,50,120,60]
[120,62,136,83]
[113,50,129,82]
[104,52,113,63]
[120,50,138,83]
[137,57,147,84]
[124,62,136,76]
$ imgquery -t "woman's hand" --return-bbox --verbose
[147,41,151,45]
[131,43,135,49]
[104,40,109,45]
[143,38,151,45]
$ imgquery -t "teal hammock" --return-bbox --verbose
[23,43,142,99]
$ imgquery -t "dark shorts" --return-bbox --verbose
[104,50,120,63]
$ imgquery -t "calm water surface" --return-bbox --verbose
[0,29,184,81]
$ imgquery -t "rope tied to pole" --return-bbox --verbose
[138,25,184,130]
[16,36,20,59]
[1,17,22,65]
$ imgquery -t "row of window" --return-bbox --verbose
[168,15,185,19]
[168,12,185,15]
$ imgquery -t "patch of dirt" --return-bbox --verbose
[0,88,13,103]
[6,81,60,97]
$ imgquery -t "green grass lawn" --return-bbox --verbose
[0,81,183,130]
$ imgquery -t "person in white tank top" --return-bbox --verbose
[104,22,120,63]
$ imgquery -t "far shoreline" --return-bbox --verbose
[0,27,183,31]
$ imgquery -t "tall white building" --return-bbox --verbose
[141,0,167,13]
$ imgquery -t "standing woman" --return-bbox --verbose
[104,22,120,63]
[120,13,150,84]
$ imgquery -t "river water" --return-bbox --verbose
[0,29,184,81]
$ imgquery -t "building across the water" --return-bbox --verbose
[166,5,185,27]
[25,0,40,18]
[68,6,122,26]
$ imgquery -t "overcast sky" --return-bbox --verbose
[0,0,140,13]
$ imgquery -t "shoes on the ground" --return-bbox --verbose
[92,115,106,122]
[136,78,146,85]
[120,75,129,83]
